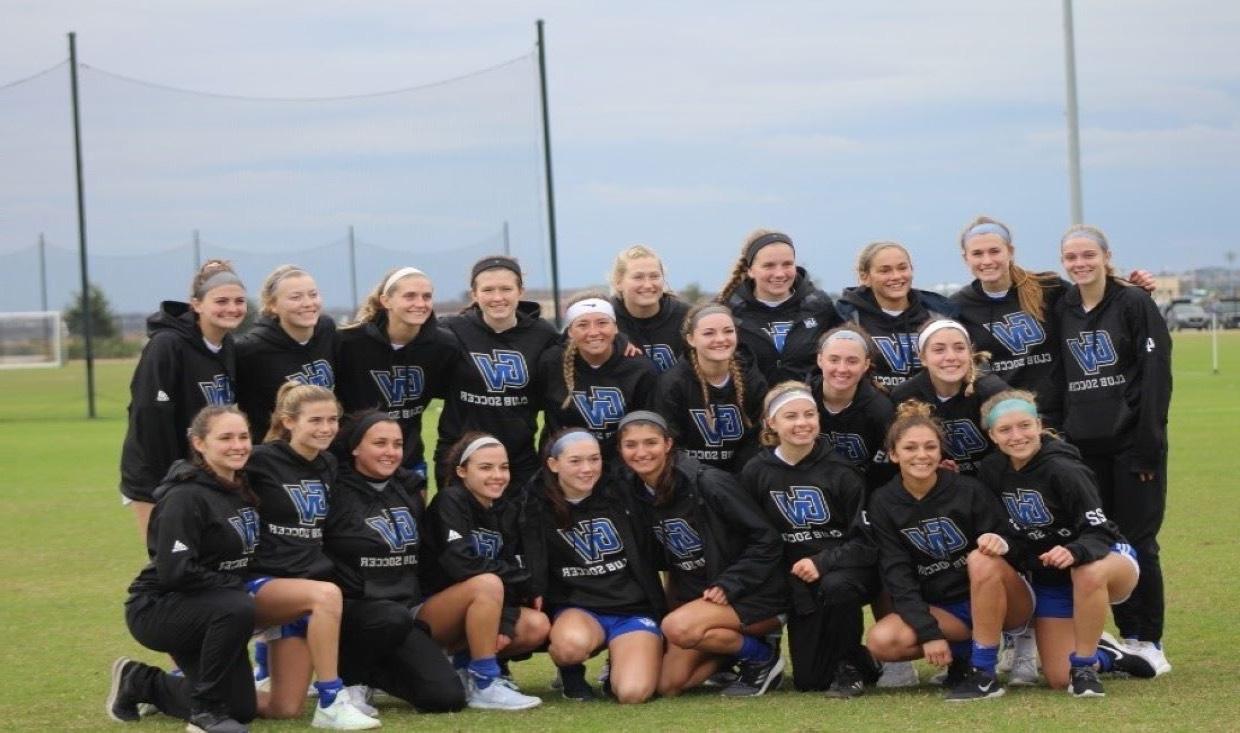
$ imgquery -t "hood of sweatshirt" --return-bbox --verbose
[357,310,443,347]
[728,266,829,315]
[152,459,230,501]
[245,313,336,350]
[753,435,849,472]
[836,285,957,325]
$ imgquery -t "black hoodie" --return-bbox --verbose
[889,371,1008,475]
[629,455,787,618]
[655,358,767,472]
[835,286,959,389]
[867,469,1018,643]
[611,294,692,373]
[435,302,559,485]
[1054,278,1172,471]
[127,460,259,596]
[537,336,659,461]
[740,438,877,616]
[335,313,456,470]
[235,314,340,440]
[246,441,337,580]
[119,302,238,502]
[808,374,896,490]
[323,465,426,606]
[978,438,1127,588]
[726,267,843,385]
[951,277,1067,426]
[421,482,532,602]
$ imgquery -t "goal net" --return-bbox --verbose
[0,311,64,369]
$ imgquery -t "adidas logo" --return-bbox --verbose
[446,530,463,541]
[171,540,189,553]
[156,390,170,402]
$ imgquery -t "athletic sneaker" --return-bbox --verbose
[944,667,1005,702]
[876,661,919,688]
[703,664,740,688]
[996,632,1016,674]
[1135,641,1172,677]
[186,710,249,733]
[467,677,542,710]
[823,662,864,699]
[310,691,381,730]
[721,652,784,697]
[940,656,971,689]
[548,669,563,691]
[1068,666,1105,698]
[344,686,378,717]
[106,657,141,722]
[1008,656,1039,686]
[1098,633,1157,679]
[560,674,598,702]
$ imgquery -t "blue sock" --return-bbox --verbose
[971,641,998,674]
[468,656,502,689]
[314,678,344,708]
[253,641,269,679]
[452,651,471,670]
[1082,650,1106,671]
[948,640,972,664]
[737,635,772,664]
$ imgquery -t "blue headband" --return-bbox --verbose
[550,429,597,457]
[963,222,1011,245]
[985,398,1039,429]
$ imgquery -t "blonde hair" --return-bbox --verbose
[1060,224,1118,278]
[349,267,430,326]
[259,264,312,317]
[609,244,669,297]
[682,304,752,433]
[716,228,781,303]
[917,319,992,397]
[855,241,911,282]
[759,380,816,447]
[960,215,1058,323]
[560,290,614,409]
[885,399,946,453]
[264,382,339,443]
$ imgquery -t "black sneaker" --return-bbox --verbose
[702,663,740,688]
[1068,666,1105,698]
[558,665,598,702]
[944,667,1005,702]
[105,657,141,722]
[941,656,971,688]
[823,662,864,699]
[186,710,249,733]
[721,652,785,697]
[1097,634,1157,679]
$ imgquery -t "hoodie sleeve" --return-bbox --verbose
[429,489,522,585]
[654,370,688,439]
[700,472,782,601]
[628,362,659,412]
[152,491,245,593]
[1127,290,1173,472]
[123,334,184,489]
[517,491,550,600]
[868,492,942,644]
[1055,460,1125,565]
[811,467,878,572]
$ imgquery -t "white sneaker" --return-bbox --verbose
[311,691,381,730]
[467,677,542,711]
[1137,641,1172,677]
[876,661,919,688]
[1008,656,1040,686]
[344,686,378,717]
[996,632,1016,674]
[254,675,270,693]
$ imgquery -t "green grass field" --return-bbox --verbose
[2,333,1238,731]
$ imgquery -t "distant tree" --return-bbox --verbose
[680,282,705,305]
[64,283,118,339]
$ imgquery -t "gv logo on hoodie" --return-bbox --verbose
[942,419,987,460]
[873,333,921,375]
[559,519,623,564]
[198,374,236,406]
[286,359,334,389]
[470,529,503,559]
[901,517,967,560]
[654,518,703,560]
[284,480,329,526]
[827,432,868,462]
[366,507,419,552]
[763,322,794,352]
[571,387,625,430]
[370,366,425,407]
[471,350,529,392]
[228,507,261,554]
[1066,331,1118,376]
[771,486,830,528]
[985,312,1046,356]
[1001,489,1054,528]
[643,344,677,372]
[690,405,744,447]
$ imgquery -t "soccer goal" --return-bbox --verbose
[0,311,65,369]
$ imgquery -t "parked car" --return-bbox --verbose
[1213,298,1240,329]
[1164,303,1209,331]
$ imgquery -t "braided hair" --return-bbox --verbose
[682,303,752,433]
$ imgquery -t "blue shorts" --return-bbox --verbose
[936,599,973,628]
[1035,543,1140,618]
[246,576,310,641]
[245,576,275,596]
[555,608,661,643]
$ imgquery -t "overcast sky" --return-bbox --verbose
[2,1,1237,311]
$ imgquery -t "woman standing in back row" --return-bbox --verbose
[609,244,692,373]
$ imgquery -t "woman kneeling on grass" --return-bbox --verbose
[978,390,1156,696]
[522,429,666,703]
[865,400,1033,702]
[419,432,551,710]
[322,411,466,715]
[109,406,260,733]
[616,411,787,698]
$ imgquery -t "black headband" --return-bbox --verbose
[471,256,522,282]
[744,232,794,265]
[347,412,394,452]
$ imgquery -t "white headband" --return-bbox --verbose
[383,267,426,294]
[564,298,616,327]
[766,389,816,418]
[917,320,971,353]
[458,436,503,465]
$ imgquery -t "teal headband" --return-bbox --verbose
[984,398,1039,429]
[550,429,597,457]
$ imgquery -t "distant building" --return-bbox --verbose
[1151,275,1182,306]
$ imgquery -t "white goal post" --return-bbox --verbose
[0,311,65,369]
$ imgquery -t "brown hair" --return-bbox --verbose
[560,290,614,409]
[187,404,258,505]
[1060,224,1118,278]
[190,259,244,301]
[758,380,818,447]
[617,419,677,507]
[348,267,431,326]
[264,382,340,443]
[682,304,752,434]
[716,228,789,303]
[443,430,503,477]
[959,216,1059,323]
[855,240,911,282]
[259,264,313,317]
[540,428,599,528]
[884,399,947,454]
[917,319,992,397]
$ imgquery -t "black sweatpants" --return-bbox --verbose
[787,568,876,692]
[124,590,257,722]
[1085,448,1168,642]
[338,598,465,713]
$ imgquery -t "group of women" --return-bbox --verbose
[108,216,1172,731]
